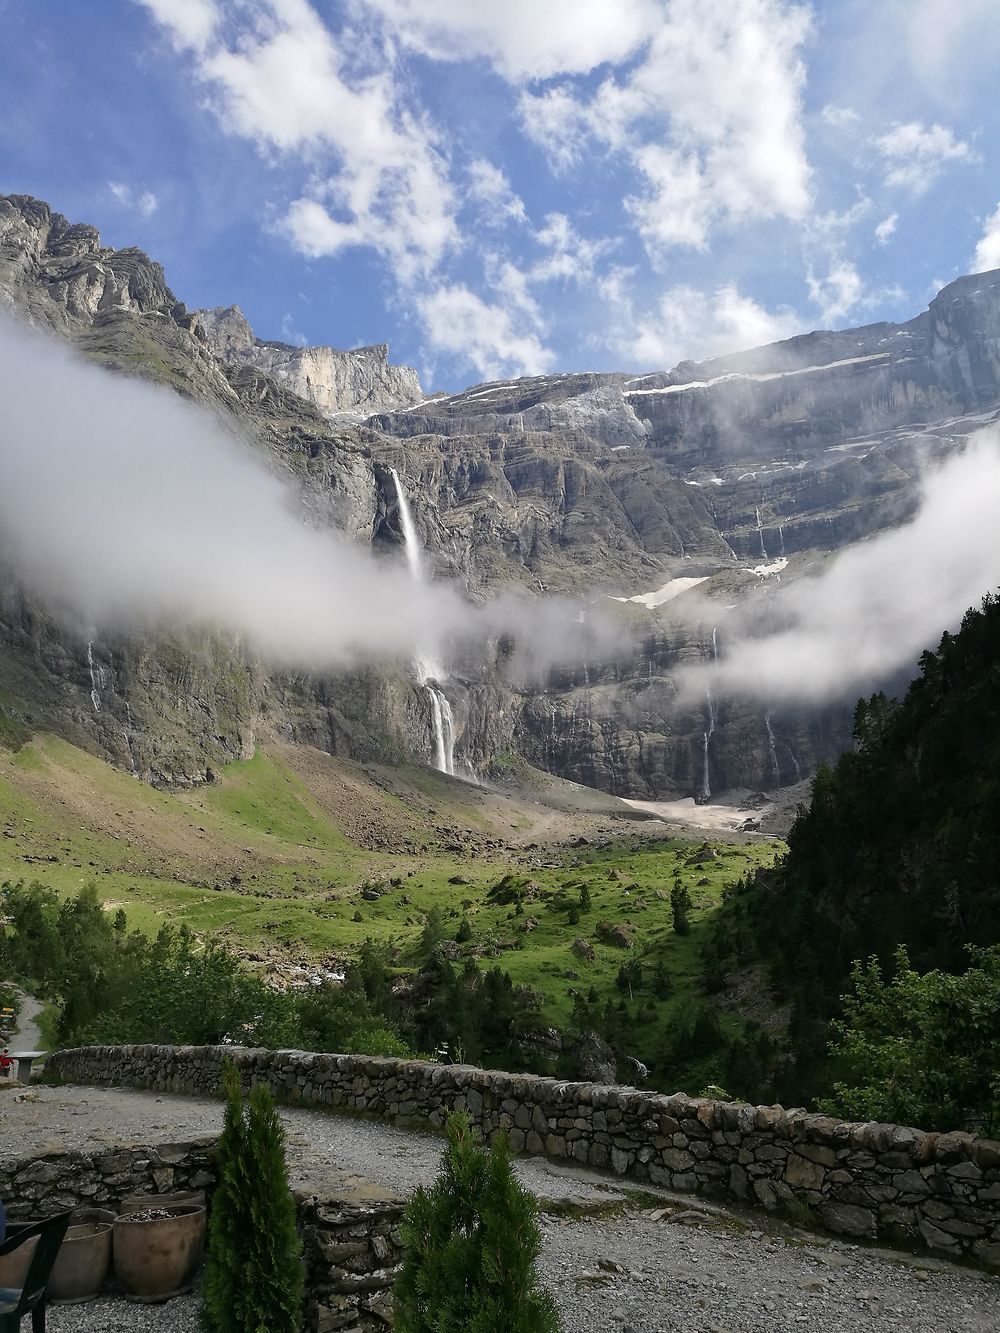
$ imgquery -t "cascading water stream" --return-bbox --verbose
[764,713,781,784]
[389,467,455,776]
[755,508,768,559]
[701,629,718,801]
[86,640,102,712]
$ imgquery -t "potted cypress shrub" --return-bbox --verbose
[394,1112,560,1332]
[202,1060,304,1333]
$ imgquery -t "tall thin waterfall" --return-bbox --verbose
[764,713,780,784]
[755,508,768,559]
[86,641,102,712]
[701,641,718,801]
[389,468,456,776]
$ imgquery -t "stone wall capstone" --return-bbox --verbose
[45,1043,1000,1271]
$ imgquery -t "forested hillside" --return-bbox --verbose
[714,592,1000,1112]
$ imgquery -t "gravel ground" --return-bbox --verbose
[11,1086,999,1332]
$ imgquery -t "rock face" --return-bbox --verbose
[194,304,424,419]
[2,192,1000,797]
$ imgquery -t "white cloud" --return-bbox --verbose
[972,203,1000,273]
[417,284,555,380]
[139,0,458,282]
[609,280,802,369]
[805,260,903,325]
[874,121,978,194]
[362,0,658,81]
[137,0,218,52]
[530,214,614,285]
[806,260,864,324]
[875,213,898,245]
[280,313,308,346]
[466,160,527,227]
[520,0,813,255]
[821,104,860,129]
[108,182,159,218]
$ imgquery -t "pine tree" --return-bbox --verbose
[394,1113,560,1333]
[202,1061,304,1333]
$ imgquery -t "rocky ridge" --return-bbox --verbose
[193,303,424,419]
[2,192,1000,798]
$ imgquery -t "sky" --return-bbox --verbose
[1,0,999,392]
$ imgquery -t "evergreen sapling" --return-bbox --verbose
[202,1060,303,1333]
[394,1112,560,1333]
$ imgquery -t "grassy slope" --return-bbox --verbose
[0,735,781,1078]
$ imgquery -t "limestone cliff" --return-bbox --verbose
[194,304,423,419]
[2,192,999,801]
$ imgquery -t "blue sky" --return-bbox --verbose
[1,0,999,392]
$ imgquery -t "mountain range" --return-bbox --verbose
[2,192,999,800]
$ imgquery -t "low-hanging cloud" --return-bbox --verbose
[678,430,1000,705]
[0,314,621,677]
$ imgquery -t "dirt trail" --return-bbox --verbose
[9,986,44,1050]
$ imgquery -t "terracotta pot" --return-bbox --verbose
[49,1218,114,1304]
[112,1205,206,1303]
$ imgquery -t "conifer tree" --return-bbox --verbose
[202,1060,304,1333]
[394,1113,560,1333]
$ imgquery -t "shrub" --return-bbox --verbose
[202,1060,304,1333]
[394,1113,560,1333]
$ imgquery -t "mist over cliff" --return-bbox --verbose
[2,192,1000,797]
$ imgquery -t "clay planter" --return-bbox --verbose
[112,1205,206,1303]
[48,1210,115,1305]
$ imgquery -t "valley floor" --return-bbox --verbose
[24,1086,999,1333]
[0,735,784,1085]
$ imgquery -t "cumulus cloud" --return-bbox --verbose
[972,203,1000,273]
[875,213,898,245]
[417,284,554,381]
[108,182,159,217]
[139,0,457,283]
[608,279,802,369]
[874,121,978,194]
[821,104,860,129]
[466,160,527,227]
[678,432,1000,704]
[361,0,657,81]
[806,260,865,324]
[520,0,812,255]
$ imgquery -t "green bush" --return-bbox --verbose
[394,1113,560,1333]
[202,1060,304,1333]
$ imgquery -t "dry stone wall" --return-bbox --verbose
[0,1132,402,1332]
[0,1137,216,1218]
[47,1044,1000,1271]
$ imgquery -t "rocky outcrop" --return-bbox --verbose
[194,304,423,418]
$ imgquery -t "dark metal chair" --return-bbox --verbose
[0,1213,73,1332]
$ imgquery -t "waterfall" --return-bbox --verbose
[389,467,456,776]
[712,626,718,661]
[700,633,718,801]
[778,524,786,556]
[764,713,781,784]
[755,508,768,559]
[86,641,102,712]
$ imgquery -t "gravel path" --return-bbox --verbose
[8,986,44,1050]
[9,1086,997,1332]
